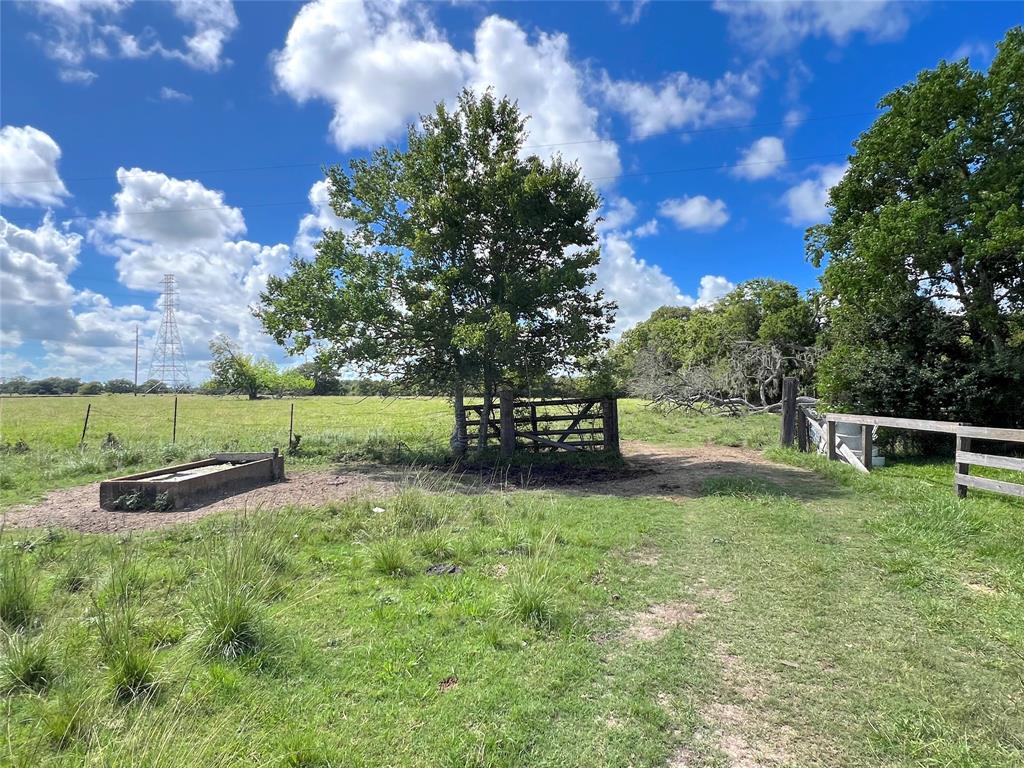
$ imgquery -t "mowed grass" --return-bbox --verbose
[0,443,1021,765]
[0,396,778,508]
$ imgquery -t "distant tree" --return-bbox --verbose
[615,280,819,413]
[257,89,613,454]
[77,381,103,395]
[293,361,343,395]
[140,379,168,394]
[104,378,135,394]
[0,377,29,395]
[809,26,1024,426]
[207,335,312,399]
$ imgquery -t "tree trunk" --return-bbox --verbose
[477,379,494,453]
[450,381,468,457]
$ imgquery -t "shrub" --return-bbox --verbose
[368,539,416,577]
[499,568,558,630]
[0,552,36,630]
[1,631,57,692]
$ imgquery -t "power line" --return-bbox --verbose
[0,110,874,186]
[50,152,849,219]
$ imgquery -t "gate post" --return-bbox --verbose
[602,397,620,454]
[498,388,515,458]
[780,377,798,447]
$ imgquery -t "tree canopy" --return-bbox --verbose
[257,89,614,448]
[809,26,1024,425]
[206,335,312,399]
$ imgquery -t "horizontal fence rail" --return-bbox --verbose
[785,385,1024,501]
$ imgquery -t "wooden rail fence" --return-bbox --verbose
[466,393,619,457]
[777,376,1023,500]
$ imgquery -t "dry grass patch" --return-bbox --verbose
[620,601,703,643]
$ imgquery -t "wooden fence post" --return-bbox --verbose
[288,402,295,449]
[955,433,971,498]
[779,377,798,447]
[826,419,838,461]
[797,408,809,452]
[172,396,178,444]
[498,388,515,458]
[79,403,91,447]
[602,397,620,454]
[861,424,873,472]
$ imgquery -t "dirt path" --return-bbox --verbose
[1,441,822,534]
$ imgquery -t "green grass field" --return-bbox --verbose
[0,395,778,509]
[1,396,1021,766]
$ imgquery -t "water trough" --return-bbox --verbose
[100,450,285,511]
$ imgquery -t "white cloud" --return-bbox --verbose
[597,234,688,333]
[609,0,650,25]
[294,179,350,257]
[696,275,735,305]
[0,126,70,207]
[274,2,620,184]
[273,0,470,150]
[733,136,786,180]
[781,162,848,226]
[99,167,246,246]
[630,219,659,238]
[0,213,82,347]
[950,41,992,67]
[659,196,730,232]
[713,1,912,54]
[24,0,237,82]
[601,67,761,140]
[470,16,621,182]
[159,86,192,102]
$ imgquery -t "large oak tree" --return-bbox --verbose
[257,90,614,452]
[809,27,1023,425]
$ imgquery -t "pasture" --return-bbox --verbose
[1,396,1021,766]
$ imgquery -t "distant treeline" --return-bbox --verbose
[0,375,417,397]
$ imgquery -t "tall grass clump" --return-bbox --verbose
[57,546,96,593]
[1,631,57,692]
[0,550,37,630]
[367,539,416,577]
[499,567,558,630]
[192,516,283,660]
[93,548,160,701]
[41,688,93,749]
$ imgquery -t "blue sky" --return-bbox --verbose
[0,1,1018,383]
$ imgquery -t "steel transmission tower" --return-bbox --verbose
[148,274,191,391]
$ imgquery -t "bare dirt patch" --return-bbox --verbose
[621,601,703,643]
[964,580,998,596]
[2,469,394,534]
[586,441,825,501]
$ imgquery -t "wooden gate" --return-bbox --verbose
[466,394,619,456]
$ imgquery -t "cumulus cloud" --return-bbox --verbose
[273,1,620,184]
[0,126,70,207]
[695,275,735,305]
[99,167,246,246]
[601,67,761,140]
[273,0,471,150]
[659,196,730,232]
[23,0,237,82]
[469,16,621,182]
[713,0,913,54]
[733,136,786,179]
[781,162,848,226]
[0,214,82,346]
[609,0,650,25]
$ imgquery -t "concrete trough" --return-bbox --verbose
[100,450,285,511]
